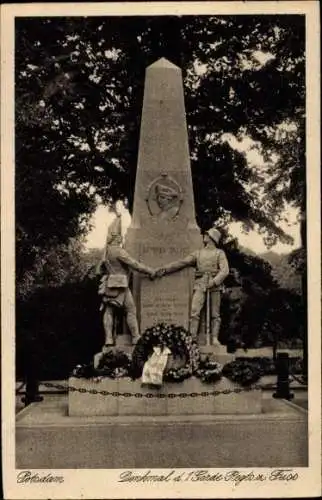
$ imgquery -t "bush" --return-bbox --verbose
[16,278,104,380]
[233,356,303,376]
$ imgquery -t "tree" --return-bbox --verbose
[260,251,302,294]
[15,16,305,299]
[17,237,89,300]
[16,16,305,216]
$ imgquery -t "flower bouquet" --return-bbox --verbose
[72,349,132,380]
[195,356,223,383]
[222,359,262,386]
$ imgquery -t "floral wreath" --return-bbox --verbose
[222,359,262,386]
[72,349,132,380]
[195,357,223,383]
[131,323,201,382]
[72,324,224,384]
[71,349,266,387]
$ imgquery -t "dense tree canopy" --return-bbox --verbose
[15,15,305,290]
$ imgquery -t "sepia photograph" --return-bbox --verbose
[1,1,320,498]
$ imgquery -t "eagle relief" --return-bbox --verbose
[145,173,183,221]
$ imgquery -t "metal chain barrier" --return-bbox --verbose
[42,381,262,398]
[289,370,307,386]
[16,382,26,393]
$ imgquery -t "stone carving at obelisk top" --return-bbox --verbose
[124,57,202,332]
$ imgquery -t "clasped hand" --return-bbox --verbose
[149,267,167,280]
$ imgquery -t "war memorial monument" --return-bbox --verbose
[16,59,307,469]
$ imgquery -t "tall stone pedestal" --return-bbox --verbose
[125,58,202,331]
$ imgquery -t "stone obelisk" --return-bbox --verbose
[125,58,202,331]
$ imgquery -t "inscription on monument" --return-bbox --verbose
[143,294,188,325]
[139,243,192,330]
[141,244,189,258]
[140,272,191,330]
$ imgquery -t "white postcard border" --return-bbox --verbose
[1,2,321,498]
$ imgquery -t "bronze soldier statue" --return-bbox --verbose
[98,207,155,348]
[156,227,229,344]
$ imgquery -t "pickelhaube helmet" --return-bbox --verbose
[105,214,122,244]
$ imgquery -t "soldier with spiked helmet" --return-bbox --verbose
[97,203,155,348]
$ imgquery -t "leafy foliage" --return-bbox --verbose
[15,16,307,377]
[16,278,103,380]
[16,15,305,282]
[219,240,304,348]
[261,250,302,294]
[17,237,89,300]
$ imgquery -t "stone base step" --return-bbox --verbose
[198,345,235,364]
[16,396,308,468]
[68,376,262,416]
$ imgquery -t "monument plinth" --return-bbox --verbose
[125,58,202,331]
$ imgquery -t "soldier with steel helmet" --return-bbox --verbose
[155,226,229,344]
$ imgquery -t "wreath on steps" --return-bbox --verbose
[131,323,201,382]
[72,324,225,384]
